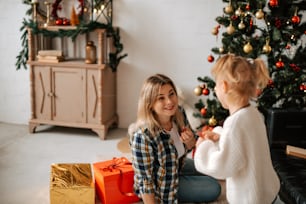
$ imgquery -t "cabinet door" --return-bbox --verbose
[33,66,52,120]
[51,67,86,123]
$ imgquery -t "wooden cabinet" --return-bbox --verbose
[27,28,118,139]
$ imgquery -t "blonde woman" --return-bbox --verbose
[194,54,280,204]
[129,74,221,203]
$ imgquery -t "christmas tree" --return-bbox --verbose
[194,0,306,131]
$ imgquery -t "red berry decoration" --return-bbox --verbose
[202,88,210,95]
[207,55,214,63]
[200,108,207,116]
[291,15,301,25]
[276,60,284,69]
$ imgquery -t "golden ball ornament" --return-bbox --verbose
[227,24,235,35]
[262,44,272,54]
[224,5,234,14]
[194,86,203,96]
[219,47,224,54]
[243,42,253,54]
[238,21,246,30]
[211,27,219,35]
[208,116,217,127]
[255,9,264,19]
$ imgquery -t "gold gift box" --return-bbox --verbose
[50,163,95,204]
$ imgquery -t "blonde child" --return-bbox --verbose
[194,54,280,204]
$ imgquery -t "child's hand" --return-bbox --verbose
[200,130,220,142]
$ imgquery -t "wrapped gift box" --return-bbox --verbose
[93,157,140,204]
[50,163,95,204]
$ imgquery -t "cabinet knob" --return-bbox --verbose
[48,92,54,97]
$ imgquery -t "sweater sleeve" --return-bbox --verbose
[194,121,247,179]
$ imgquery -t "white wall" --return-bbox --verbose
[0,0,223,128]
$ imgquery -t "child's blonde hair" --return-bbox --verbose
[211,54,270,103]
[132,74,185,136]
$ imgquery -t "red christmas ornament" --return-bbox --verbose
[267,79,274,88]
[245,4,250,11]
[207,55,214,63]
[202,88,210,95]
[269,0,279,7]
[291,15,301,25]
[200,108,207,116]
[285,44,291,49]
[276,60,284,69]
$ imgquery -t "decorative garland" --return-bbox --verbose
[16,0,126,72]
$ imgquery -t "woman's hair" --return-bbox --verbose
[211,54,270,103]
[132,73,185,136]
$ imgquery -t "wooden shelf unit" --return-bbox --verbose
[27,26,118,139]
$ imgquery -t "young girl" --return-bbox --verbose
[129,74,221,203]
[194,54,280,203]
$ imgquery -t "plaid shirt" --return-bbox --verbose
[130,108,192,203]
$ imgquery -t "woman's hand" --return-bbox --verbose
[180,126,196,150]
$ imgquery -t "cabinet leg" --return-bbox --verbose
[29,122,39,133]
[92,128,106,140]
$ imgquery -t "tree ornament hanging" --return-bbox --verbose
[238,20,246,30]
[245,3,251,11]
[219,47,224,54]
[262,39,272,54]
[227,22,235,35]
[291,15,300,25]
[194,86,203,96]
[255,9,264,19]
[207,55,215,63]
[243,42,253,54]
[299,83,306,92]
[202,88,210,96]
[235,7,243,16]
[275,59,284,69]
[208,116,217,127]
[200,108,207,116]
[224,3,234,14]
[211,26,220,35]
[269,0,279,7]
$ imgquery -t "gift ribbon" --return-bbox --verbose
[100,157,135,197]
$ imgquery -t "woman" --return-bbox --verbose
[129,73,221,203]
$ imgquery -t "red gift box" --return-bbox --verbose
[93,157,140,204]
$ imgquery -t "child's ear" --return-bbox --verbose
[222,80,229,93]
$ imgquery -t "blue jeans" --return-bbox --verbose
[178,158,221,203]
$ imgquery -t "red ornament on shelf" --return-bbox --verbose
[207,55,214,63]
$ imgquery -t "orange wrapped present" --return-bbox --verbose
[50,163,95,204]
[93,157,140,204]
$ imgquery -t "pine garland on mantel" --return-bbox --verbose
[16,1,127,72]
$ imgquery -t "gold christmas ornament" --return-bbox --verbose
[194,86,203,96]
[224,4,234,14]
[255,9,264,19]
[211,27,219,35]
[219,47,224,54]
[208,116,217,126]
[235,7,243,16]
[238,20,246,30]
[262,39,272,54]
[243,42,253,54]
[227,22,235,35]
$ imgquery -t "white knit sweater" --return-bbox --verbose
[194,106,280,204]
